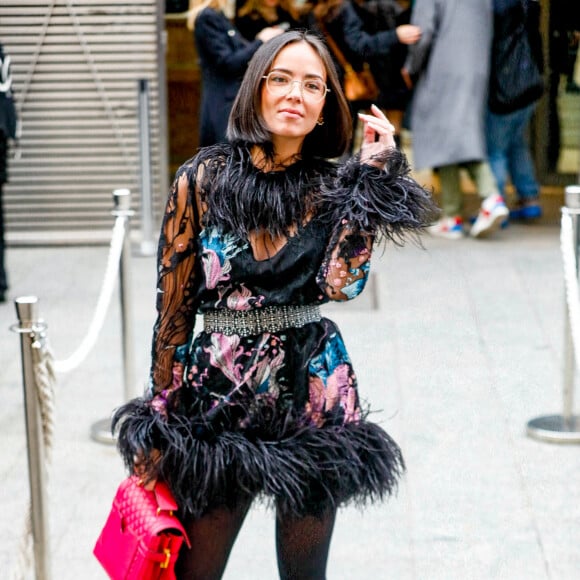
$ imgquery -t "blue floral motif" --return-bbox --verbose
[200,227,248,289]
[342,262,370,300]
[309,331,352,382]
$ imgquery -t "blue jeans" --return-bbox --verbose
[486,103,539,201]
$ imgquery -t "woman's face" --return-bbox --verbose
[260,42,327,151]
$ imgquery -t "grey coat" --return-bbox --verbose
[404,0,493,169]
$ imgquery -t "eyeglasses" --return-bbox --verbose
[262,71,329,102]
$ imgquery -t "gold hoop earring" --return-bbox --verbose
[317,115,324,126]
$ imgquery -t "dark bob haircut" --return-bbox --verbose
[227,30,353,159]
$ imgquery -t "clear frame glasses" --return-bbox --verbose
[262,71,329,102]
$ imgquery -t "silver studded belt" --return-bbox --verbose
[203,304,322,337]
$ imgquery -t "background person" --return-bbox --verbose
[0,43,17,304]
[235,0,300,42]
[486,0,544,222]
[113,30,435,579]
[402,0,505,240]
[350,0,416,145]
[187,0,283,147]
[302,0,421,151]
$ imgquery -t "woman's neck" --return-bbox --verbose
[251,143,302,171]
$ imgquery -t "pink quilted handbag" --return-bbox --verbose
[94,475,190,580]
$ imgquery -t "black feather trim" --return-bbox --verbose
[112,398,404,518]
[189,143,333,239]
[318,148,439,243]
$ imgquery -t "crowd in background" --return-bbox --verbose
[172,0,577,241]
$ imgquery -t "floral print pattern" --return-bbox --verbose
[307,331,361,426]
[200,227,247,290]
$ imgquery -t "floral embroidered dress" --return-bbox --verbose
[114,143,434,518]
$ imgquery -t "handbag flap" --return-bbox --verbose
[115,476,191,548]
[154,480,179,513]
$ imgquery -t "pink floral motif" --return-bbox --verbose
[306,364,360,425]
[204,333,246,384]
[325,363,351,411]
[226,285,253,310]
[215,284,265,311]
[306,376,326,427]
[202,249,231,289]
[252,347,285,395]
[150,362,185,417]
[172,362,184,390]
[343,386,360,422]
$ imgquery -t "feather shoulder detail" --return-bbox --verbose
[318,148,438,243]
[186,143,333,238]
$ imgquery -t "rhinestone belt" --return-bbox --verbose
[203,304,322,337]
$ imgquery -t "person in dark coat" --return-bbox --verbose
[0,43,17,303]
[188,0,283,147]
[350,0,415,144]
[235,0,300,42]
[301,0,421,149]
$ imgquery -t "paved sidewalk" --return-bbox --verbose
[1,222,579,579]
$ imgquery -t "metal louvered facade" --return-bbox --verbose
[0,0,167,244]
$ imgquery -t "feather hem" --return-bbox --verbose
[112,398,405,518]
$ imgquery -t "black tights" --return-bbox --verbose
[175,501,336,580]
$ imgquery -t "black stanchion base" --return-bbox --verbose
[90,418,116,445]
[526,414,580,444]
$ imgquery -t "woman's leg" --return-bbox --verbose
[275,508,337,580]
[176,499,252,580]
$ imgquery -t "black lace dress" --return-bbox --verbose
[113,143,435,518]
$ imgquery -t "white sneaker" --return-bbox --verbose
[428,216,464,240]
[470,195,508,238]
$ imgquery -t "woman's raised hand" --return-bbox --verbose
[358,105,396,169]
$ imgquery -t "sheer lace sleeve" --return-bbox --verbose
[316,148,437,301]
[149,162,201,409]
[317,224,373,302]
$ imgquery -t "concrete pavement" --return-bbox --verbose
[1,221,579,579]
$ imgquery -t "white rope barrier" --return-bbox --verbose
[53,217,127,373]
[560,209,580,365]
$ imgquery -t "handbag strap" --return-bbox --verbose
[317,19,354,73]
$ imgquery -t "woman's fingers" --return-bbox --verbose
[358,111,396,144]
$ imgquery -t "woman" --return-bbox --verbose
[236,0,300,42]
[114,30,435,578]
[188,0,282,146]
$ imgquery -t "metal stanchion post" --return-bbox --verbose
[91,189,137,444]
[14,296,52,580]
[527,185,580,443]
[138,78,156,256]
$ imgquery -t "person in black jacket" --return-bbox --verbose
[235,0,301,42]
[188,0,283,147]
[301,0,420,148]
[350,0,415,144]
[0,43,17,304]
[486,0,543,221]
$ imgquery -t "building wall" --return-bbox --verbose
[0,0,167,244]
